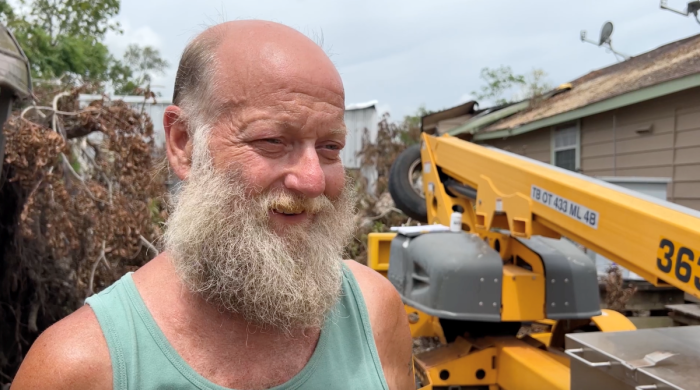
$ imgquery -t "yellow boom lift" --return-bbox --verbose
[368,132,700,390]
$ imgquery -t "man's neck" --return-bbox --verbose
[129,253,322,388]
[133,253,320,342]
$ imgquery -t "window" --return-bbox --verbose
[551,122,580,171]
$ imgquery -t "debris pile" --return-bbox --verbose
[604,264,638,313]
[344,113,421,263]
[0,88,168,381]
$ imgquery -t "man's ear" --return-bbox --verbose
[163,105,192,180]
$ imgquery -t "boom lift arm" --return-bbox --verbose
[418,132,700,298]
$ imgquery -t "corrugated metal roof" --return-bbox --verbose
[346,100,377,111]
[479,33,700,134]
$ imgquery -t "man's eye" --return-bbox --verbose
[321,143,342,150]
[265,139,283,144]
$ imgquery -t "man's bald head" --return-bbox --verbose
[172,20,344,133]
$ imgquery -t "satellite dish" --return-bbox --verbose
[599,21,614,46]
[579,20,631,61]
[660,0,700,24]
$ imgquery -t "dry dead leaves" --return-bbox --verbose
[0,87,169,381]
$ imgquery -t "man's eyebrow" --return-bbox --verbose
[236,119,286,137]
[331,127,347,136]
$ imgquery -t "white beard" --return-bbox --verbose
[163,135,356,334]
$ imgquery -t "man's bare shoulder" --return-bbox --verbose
[11,305,112,390]
[343,259,409,339]
[343,260,414,389]
[343,259,402,313]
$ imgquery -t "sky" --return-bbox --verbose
[104,0,700,120]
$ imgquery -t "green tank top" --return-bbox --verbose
[85,263,389,390]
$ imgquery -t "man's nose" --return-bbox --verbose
[283,146,326,198]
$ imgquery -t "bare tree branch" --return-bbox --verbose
[88,241,108,297]
[140,235,159,257]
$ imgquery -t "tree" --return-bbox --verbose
[111,44,169,95]
[471,66,552,106]
[398,105,431,146]
[520,68,552,102]
[471,66,525,106]
[1,0,120,83]
[0,0,168,94]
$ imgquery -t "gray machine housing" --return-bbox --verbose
[387,230,601,322]
[517,236,601,319]
[387,231,503,322]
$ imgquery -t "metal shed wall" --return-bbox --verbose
[342,104,378,169]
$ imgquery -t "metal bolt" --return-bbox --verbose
[408,312,420,324]
[494,278,499,283]
[565,302,569,306]
[551,279,556,283]
[479,199,482,205]
[532,276,537,280]
[565,278,569,283]
[551,302,556,307]
[480,278,484,282]
[493,302,498,307]
[479,302,483,306]
[402,241,409,248]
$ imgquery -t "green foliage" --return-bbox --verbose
[0,0,119,82]
[0,0,168,93]
[14,25,112,81]
[112,44,169,95]
[471,65,525,106]
[471,66,551,106]
[18,0,121,41]
[398,105,431,146]
[522,68,552,102]
[107,57,135,94]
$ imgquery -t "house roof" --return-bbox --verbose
[477,33,700,137]
[421,100,477,133]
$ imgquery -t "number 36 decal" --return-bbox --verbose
[657,238,700,290]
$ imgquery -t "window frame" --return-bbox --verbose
[550,120,581,172]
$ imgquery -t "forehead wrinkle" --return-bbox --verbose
[265,76,344,109]
[220,90,345,137]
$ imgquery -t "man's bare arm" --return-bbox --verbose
[11,305,112,390]
[344,260,414,390]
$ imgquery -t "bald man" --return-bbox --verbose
[11,20,414,390]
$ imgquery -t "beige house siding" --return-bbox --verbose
[480,127,551,163]
[478,87,700,210]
